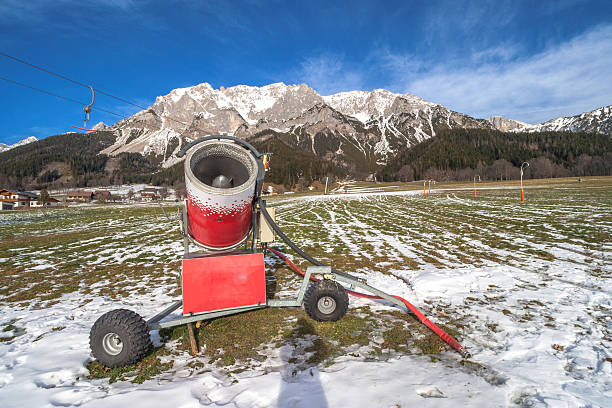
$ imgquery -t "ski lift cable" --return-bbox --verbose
[0,75,125,118]
[0,51,203,129]
[0,51,148,111]
[0,51,195,128]
[0,74,193,130]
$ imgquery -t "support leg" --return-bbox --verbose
[187,323,199,355]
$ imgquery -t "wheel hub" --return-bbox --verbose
[317,296,337,314]
[102,332,123,355]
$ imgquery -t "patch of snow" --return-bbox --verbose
[351,112,370,123]
[1,185,611,407]
[169,87,187,103]
[417,385,445,398]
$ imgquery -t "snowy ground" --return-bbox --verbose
[1,180,610,407]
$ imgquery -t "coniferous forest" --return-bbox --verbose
[377,129,612,182]
[0,132,115,189]
[0,128,610,190]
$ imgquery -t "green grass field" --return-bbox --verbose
[1,178,610,385]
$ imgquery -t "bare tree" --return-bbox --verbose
[398,165,415,182]
[39,188,50,204]
[159,187,168,200]
[296,177,308,192]
[423,167,441,181]
[174,182,186,200]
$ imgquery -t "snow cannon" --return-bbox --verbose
[184,139,260,250]
[88,135,469,369]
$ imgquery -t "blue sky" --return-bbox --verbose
[1,0,612,144]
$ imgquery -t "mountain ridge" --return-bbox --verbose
[487,105,612,134]
[0,136,38,153]
[102,82,493,174]
[1,82,610,190]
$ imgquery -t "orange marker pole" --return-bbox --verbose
[428,187,431,196]
[520,162,529,203]
[474,189,476,198]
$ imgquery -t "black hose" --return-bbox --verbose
[250,202,258,252]
[258,198,357,280]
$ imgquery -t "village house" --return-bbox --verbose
[30,197,62,208]
[94,190,112,201]
[139,187,159,200]
[67,190,94,202]
[0,189,38,209]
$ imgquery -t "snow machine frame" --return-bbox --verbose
[144,198,412,332]
[89,135,469,368]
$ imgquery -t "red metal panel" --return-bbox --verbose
[182,252,266,315]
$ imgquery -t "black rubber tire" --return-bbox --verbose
[90,309,151,368]
[303,279,349,322]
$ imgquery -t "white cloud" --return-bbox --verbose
[294,55,365,95]
[7,126,62,144]
[422,0,517,47]
[469,43,521,64]
[296,24,612,123]
[110,98,152,117]
[398,24,612,123]
[0,0,136,24]
[28,126,60,136]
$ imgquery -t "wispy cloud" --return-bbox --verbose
[469,43,521,64]
[0,0,169,40]
[403,24,612,123]
[6,126,63,144]
[422,0,517,47]
[293,24,612,123]
[293,54,365,95]
[109,97,153,117]
[28,126,61,136]
[0,0,137,24]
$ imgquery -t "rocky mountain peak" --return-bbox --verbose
[0,136,38,153]
[91,122,109,131]
[487,116,530,132]
[101,82,493,172]
[323,89,434,123]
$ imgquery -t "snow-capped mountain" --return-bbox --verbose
[0,136,38,153]
[488,105,612,135]
[520,105,612,134]
[322,89,420,123]
[91,122,109,131]
[102,82,492,172]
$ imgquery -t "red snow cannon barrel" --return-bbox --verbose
[184,140,258,249]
